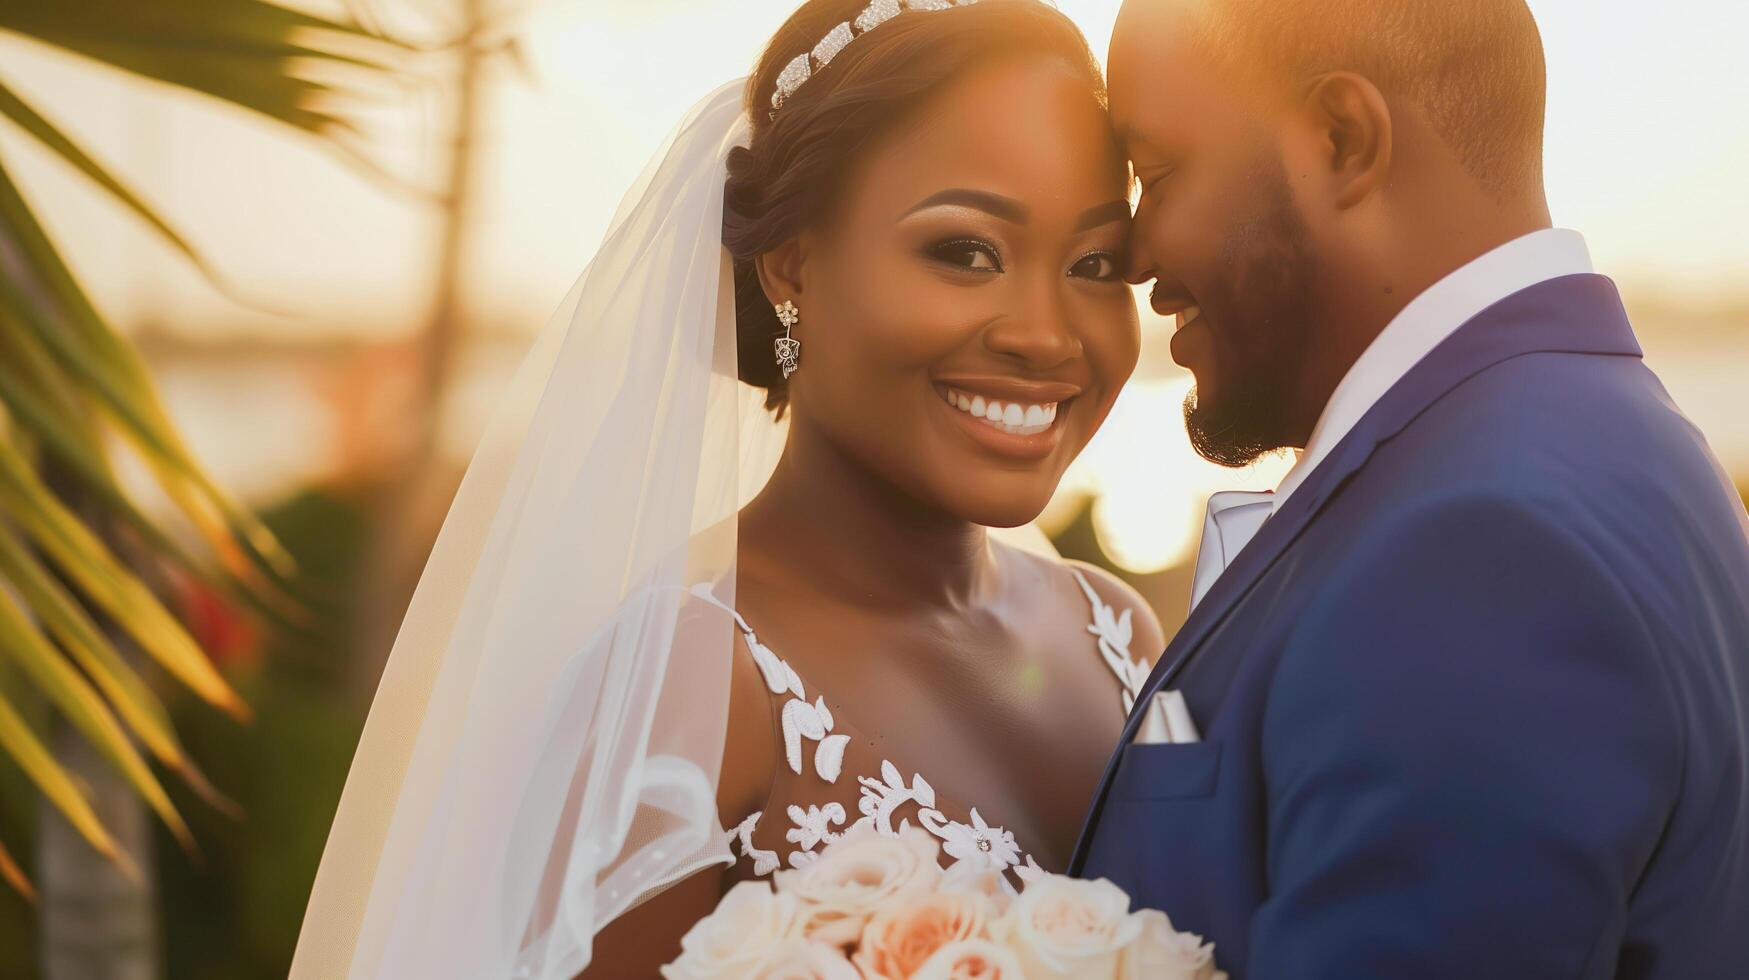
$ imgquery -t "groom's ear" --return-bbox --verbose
[755,238,808,307]
[1303,71,1393,210]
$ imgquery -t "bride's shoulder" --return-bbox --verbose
[1064,559,1167,668]
[672,583,779,824]
[996,544,1166,667]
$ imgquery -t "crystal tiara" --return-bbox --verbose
[770,0,982,116]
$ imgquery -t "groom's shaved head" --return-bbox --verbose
[1188,0,1546,196]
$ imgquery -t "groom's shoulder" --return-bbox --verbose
[1427,336,1702,466]
[1336,341,1749,646]
[1382,341,1734,531]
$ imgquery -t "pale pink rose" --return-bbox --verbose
[911,938,1029,980]
[762,940,863,980]
[1006,875,1143,978]
[773,822,942,946]
[852,890,996,980]
[661,881,800,979]
[1121,909,1226,980]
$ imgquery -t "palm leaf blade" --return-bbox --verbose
[0,543,195,850]
[0,438,249,720]
[0,323,208,570]
[0,834,32,901]
[0,161,299,587]
[0,521,218,800]
[0,0,413,137]
[0,686,135,882]
[0,76,214,276]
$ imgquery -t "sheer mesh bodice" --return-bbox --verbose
[692,570,1149,890]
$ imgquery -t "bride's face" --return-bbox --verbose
[783,56,1138,528]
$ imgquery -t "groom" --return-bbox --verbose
[1074,1,1749,977]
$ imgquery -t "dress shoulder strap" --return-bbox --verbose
[1069,568,1151,715]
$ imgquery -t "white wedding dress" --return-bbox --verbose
[699,569,1150,887]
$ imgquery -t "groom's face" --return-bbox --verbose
[1109,2,1322,466]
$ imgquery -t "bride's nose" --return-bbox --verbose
[980,281,1083,370]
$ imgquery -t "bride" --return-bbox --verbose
[290,1,1162,977]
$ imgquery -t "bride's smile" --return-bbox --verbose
[933,380,1074,459]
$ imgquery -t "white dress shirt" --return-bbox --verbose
[1187,228,1596,611]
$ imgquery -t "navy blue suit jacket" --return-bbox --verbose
[1073,275,1749,979]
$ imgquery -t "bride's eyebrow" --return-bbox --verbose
[1075,199,1133,232]
[901,188,1028,225]
[900,190,1131,232]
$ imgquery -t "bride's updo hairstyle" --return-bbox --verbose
[723,0,1107,414]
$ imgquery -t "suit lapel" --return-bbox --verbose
[1104,433,1376,747]
[1068,273,1641,872]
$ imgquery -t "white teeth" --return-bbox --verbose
[937,387,1061,436]
[1177,305,1202,330]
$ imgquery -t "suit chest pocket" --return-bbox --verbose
[1110,742,1223,801]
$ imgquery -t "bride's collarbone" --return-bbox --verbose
[738,593,1086,703]
[724,568,1129,874]
[734,572,1121,765]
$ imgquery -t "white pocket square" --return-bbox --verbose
[1135,689,1201,745]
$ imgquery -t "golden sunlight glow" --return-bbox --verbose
[0,0,1741,562]
[1055,374,1294,574]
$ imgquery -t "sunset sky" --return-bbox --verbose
[0,0,1743,341]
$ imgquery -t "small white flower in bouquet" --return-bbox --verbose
[663,823,1225,979]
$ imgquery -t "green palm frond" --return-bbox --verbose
[0,0,415,145]
[0,0,415,897]
[0,435,250,720]
[0,523,232,813]
[0,159,299,589]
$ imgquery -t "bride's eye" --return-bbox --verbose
[928,238,1003,273]
[1069,250,1122,281]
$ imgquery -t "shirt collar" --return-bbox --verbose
[1271,228,1595,510]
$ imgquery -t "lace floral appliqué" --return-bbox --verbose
[718,569,1147,886]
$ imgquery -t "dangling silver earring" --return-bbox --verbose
[773,300,801,379]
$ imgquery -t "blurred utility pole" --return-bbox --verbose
[413,0,485,478]
[352,0,504,701]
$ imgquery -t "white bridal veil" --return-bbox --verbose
[289,80,775,980]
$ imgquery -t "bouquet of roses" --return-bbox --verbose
[662,823,1225,979]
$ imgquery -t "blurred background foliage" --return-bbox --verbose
[0,0,417,975]
[0,0,1744,976]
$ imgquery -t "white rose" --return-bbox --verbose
[661,881,801,980]
[939,862,1015,917]
[762,940,863,980]
[773,822,942,946]
[1121,909,1226,980]
[911,938,1029,980]
[1005,875,1143,978]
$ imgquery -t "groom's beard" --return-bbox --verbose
[1185,164,1318,468]
[1185,385,1284,468]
